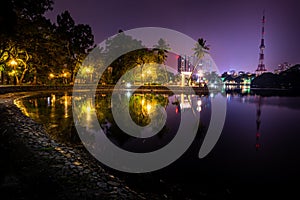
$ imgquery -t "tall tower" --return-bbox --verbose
[256,10,267,76]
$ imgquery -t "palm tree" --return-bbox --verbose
[153,38,171,84]
[153,38,170,63]
[190,38,210,85]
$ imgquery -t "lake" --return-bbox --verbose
[15,89,300,198]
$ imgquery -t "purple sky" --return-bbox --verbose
[45,0,300,73]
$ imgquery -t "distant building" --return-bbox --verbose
[238,71,245,75]
[177,55,194,73]
[227,69,237,76]
[274,62,291,74]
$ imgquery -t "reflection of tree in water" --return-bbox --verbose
[19,93,169,147]
[20,94,82,145]
[94,94,113,124]
[93,93,169,147]
[128,94,169,127]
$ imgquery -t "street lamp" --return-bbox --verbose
[9,59,18,85]
[49,73,55,78]
[9,59,18,66]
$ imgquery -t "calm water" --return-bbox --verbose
[15,91,300,198]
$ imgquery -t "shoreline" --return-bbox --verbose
[0,93,171,200]
[0,85,211,96]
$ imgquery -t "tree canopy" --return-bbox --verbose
[0,0,94,85]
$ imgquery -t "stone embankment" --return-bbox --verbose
[0,94,168,200]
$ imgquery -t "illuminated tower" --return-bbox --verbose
[256,10,267,76]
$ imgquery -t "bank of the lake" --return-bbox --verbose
[0,93,175,200]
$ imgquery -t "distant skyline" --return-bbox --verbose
[45,0,300,73]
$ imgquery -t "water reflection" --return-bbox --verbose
[16,92,207,150]
[255,96,262,151]
[16,91,300,150]
[14,90,300,195]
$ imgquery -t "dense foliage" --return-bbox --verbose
[0,0,94,85]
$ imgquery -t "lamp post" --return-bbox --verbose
[62,72,68,84]
[9,59,18,85]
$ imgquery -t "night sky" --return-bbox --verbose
[45,0,300,73]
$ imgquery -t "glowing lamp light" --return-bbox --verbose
[146,104,152,112]
[9,59,18,66]
[126,82,131,88]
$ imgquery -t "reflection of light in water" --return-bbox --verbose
[226,93,231,101]
[197,99,202,106]
[242,85,250,94]
[51,94,56,106]
[126,91,131,98]
[34,99,38,108]
[86,99,93,124]
[180,94,191,110]
[14,100,30,117]
[50,101,55,119]
[197,106,202,112]
[86,105,91,113]
[146,104,152,113]
[64,93,69,118]
[34,99,39,118]
[197,99,202,112]
[47,97,51,106]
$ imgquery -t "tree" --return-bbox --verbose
[55,11,94,83]
[103,31,146,84]
[12,0,53,19]
[0,0,54,84]
[153,38,170,64]
[153,38,171,84]
[190,38,210,85]
[0,1,95,85]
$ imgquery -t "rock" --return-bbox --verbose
[97,182,107,188]
[107,181,120,187]
[109,175,115,179]
[69,165,75,169]
[65,153,72,158]
[73,161,82,166]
